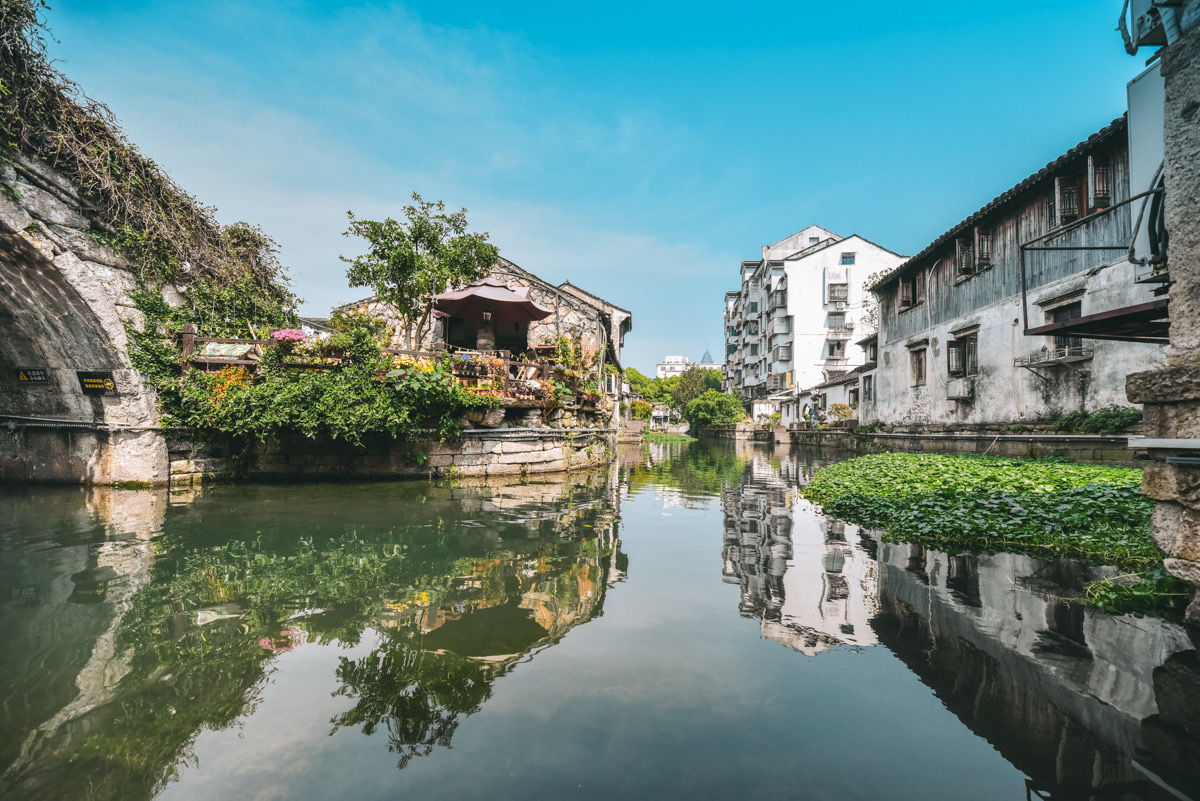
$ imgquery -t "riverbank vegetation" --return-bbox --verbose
[684,390,745,429]
[643,432,695,443]
[803,453,1189,615]
[1,1,297,324]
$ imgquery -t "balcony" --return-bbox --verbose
[773,345,792,362]
[768,317,791,337]
[1020,186,1169,344]
[769,290,787,309]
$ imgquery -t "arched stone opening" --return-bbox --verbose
[0,157,167,484]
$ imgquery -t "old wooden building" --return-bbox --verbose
[334,257,632,373]
[865,115,1165,429]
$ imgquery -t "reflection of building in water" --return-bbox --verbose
[874,541,1200,800]
[721,446,878,655]
[0,469,628,798]
[0,486,164,798]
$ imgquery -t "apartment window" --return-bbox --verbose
[947,333,979,377]
[748,302,758,313]
[750,344,759,356]
[726,344,737,355]
[911,348,927,386]
[1050,302,1083,355]
[747,323,759,335]
[828,340,846,360]
[828,283,849,302]
[899,271,925,309]
[865,342,878,361]
[862,374,874,401]
[840,252,856,265]
[848,388,859,406]
[827,312,846,328]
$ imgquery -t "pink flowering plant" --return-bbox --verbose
[271,329,307,342]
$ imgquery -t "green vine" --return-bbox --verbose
[1,1,296,306]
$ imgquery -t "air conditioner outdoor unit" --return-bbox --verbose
[946,378,975,401]
[1122,0,1178,51]
[835,302,845,310]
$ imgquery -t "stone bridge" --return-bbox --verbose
[0,155,167,484]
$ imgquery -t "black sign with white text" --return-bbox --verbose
[15,368,49,384]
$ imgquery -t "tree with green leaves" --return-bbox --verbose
[341,193,499,347]
[685,390,745,429]
[701,368,723,392]
[672,366,708,416]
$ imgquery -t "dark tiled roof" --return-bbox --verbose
[872,115,1127,290]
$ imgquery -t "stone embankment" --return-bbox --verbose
[168,427,615,482]
[698,426,1138,465]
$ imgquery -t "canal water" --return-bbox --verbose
[1,441,1198,800]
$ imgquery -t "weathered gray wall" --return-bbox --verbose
[0,155,168,484]
[168,428,616,481]
[787,429,1138,465]
[1127,0,1200,621]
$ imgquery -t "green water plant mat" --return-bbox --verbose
[802,453,1190,615]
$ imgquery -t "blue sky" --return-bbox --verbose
[48,1,1146,373]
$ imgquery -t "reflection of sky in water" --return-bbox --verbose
[2,443,1198,801]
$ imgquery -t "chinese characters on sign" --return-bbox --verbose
[76,371,118,396]
[14,368,49,383]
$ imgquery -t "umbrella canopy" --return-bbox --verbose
[432,277,553,324]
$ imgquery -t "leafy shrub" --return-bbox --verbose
[855,421,885,434]
[1052,406,1142,436]
[630,399,653,421]
[1083,567,1192,616]
[685,390,745,429]
[168,315,494,445]
[828,403,853,421]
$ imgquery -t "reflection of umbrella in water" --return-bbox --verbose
[432,278,553,324]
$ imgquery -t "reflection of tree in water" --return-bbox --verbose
[332,641,493,769]
[1,476,624,799]
[626,441,748,498]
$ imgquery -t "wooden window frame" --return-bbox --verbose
[947,334,978,377]
[975,227,993,267]
[911,348,927,387]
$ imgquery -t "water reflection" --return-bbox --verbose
[5,440,1200,800]
[715,440,1200,799]
[0,472,625,800]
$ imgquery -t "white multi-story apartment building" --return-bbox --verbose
[723,225,905,417]
[656,355,691,379]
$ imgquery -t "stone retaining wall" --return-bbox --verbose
[698,424,756,441]
[786,429,1136,465]
[168,428,616,482]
